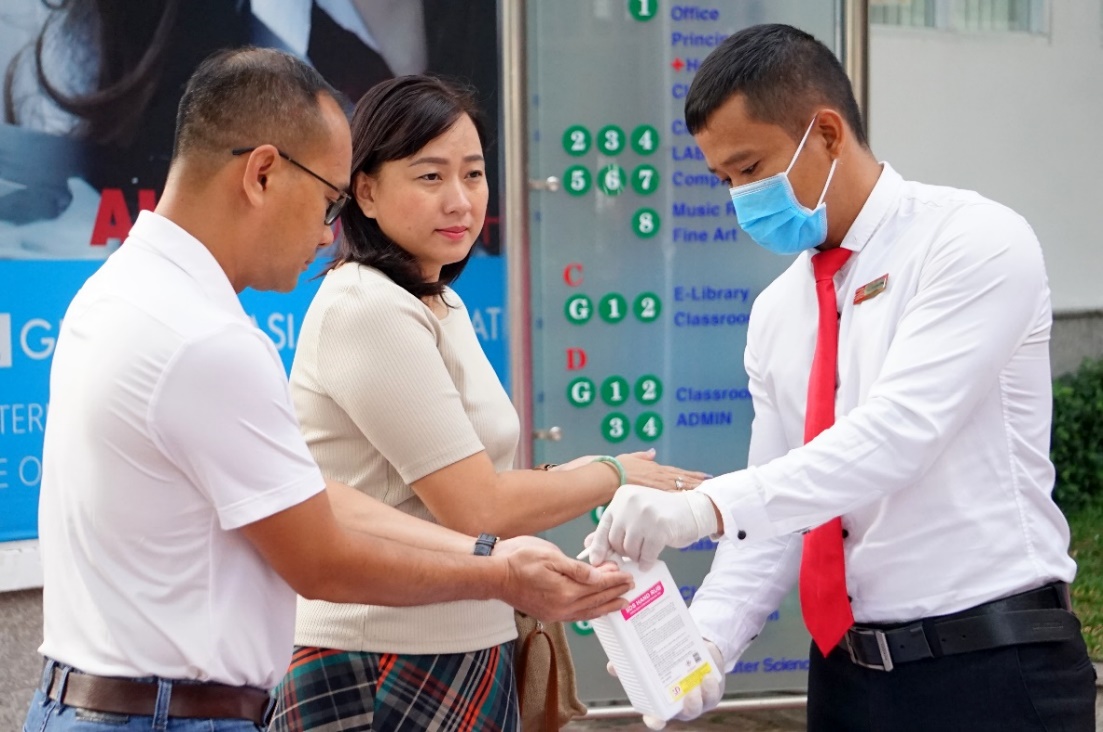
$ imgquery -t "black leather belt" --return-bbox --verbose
[844,582,1081,672]
[46,665,273,725]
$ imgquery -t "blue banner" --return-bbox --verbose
[0,255,507,542]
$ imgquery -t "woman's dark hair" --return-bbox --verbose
[685,23,868,147]
[333,74,488,300]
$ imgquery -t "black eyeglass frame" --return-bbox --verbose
[232,146,350,225]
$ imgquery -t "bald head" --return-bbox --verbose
[172,47,341,173]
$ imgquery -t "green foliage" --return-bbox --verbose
[1052,357,1103,510]
[1067,502,1103,659]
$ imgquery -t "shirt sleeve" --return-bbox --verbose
[314,282,485,484]
[690,312,802,665]
[699,203,1049,541]
[149,325,326,530]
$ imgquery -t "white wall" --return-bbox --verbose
[869,0,1102,312]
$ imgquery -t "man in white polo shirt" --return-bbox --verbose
[24,48,631,731]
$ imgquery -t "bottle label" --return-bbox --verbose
[621,578,713,702]
[621,581,664,619]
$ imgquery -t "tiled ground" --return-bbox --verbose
[0,590,42,731]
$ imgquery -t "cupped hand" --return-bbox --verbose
[499,541,633,622]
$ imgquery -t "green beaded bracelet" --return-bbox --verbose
[592,455,627,486]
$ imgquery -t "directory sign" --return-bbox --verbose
[525,0,842,702]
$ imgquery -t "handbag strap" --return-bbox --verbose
[518,621,560,731]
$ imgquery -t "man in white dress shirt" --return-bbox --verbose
[24,47,631,731]
[588,24,1094,731]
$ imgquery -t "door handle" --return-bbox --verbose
[533,425,563,441]
[528,176,561,192]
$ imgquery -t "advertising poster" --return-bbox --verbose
[0,0,505,543]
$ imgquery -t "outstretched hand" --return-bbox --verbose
[616,450,710,492]
[554,449,709,493]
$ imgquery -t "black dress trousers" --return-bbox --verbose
[807,635,1096,731]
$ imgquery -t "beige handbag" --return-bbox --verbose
[514,611,588,730]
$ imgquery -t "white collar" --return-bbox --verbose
[125,211,248,321]
[840,162,904,255]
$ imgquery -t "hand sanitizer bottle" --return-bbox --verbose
[590,557,722,722]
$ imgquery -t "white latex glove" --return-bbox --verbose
[588,484,718,569]
[607,640,726,729]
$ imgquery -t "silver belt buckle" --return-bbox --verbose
[846,628,894,672]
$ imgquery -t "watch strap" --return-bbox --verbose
[474,533,499,556]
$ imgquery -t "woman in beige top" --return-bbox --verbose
[271,75,706,732]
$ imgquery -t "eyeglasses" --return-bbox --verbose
[232,147,350,225]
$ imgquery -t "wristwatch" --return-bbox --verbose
[473,533,499,556]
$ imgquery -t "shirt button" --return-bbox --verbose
[847,595,853,603]
[736,530,747,540]
[842,529,849,539]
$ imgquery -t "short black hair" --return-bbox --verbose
[173,46,338,162]
[684,24,867,147]
[333,75,487,300]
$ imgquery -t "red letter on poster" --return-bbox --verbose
[90,189,133,246]
[563,263,583,287]
[138,189,158,212]
[566,348,588,371]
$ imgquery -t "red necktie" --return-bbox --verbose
[799,246,854,655]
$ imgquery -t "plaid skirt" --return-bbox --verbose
[269,643,520,732]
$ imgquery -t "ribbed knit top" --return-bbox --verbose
[288,263,520,654]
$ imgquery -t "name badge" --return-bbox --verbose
[854,274,888,305]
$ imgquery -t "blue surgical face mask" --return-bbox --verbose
[727,116,837,255]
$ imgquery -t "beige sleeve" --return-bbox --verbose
[314,283,486,484]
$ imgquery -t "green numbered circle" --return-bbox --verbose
[601,412,630,443]
[597,124,626,155]
[564,294,593,324]
[632,208,660,237]
[562,125,591,156]
[601,376,630,406]
[627,0,658,21]
[631,164,660,195]
[635,412,664,442]
[635,375,663,404]
[567,377,595,407]
[590,505,607,525]
[599,293,628,323]
[634,292,662,322]
[631,125,660,155]
[598,164,626,196]
[564,165,592,196]
[572,619,597,635]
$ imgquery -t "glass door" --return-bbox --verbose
[518,0,848,703]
